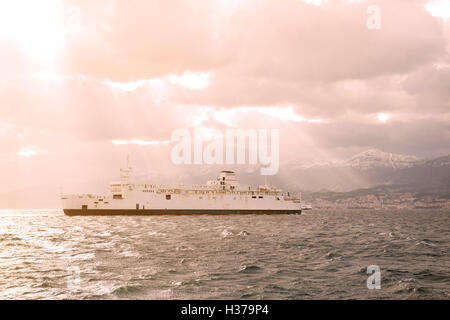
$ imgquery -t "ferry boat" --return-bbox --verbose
[61,161,302,216]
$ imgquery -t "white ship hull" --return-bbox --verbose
[61,167,302,216]
[62,191,301,215]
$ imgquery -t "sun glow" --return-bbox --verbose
[212,106,322,127]
[302,0,328,6]
[425,0,450,21]
[112,139,170,146]
[0,0,71,61]
[18,148,37,157]
[377,113,390,123]
[168,72,210,89]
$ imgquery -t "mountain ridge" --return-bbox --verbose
[297,148,422,170]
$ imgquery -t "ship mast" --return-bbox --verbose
[120,155,133,185]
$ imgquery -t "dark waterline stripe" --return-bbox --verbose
[63,209,302,216]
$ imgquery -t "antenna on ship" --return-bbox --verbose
[120,154,133,185]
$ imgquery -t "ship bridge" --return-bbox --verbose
[206,170,240,191]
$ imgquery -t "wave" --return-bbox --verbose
[239,265,261,273]
[111,284,147,297]
[221,229,233,238]
[0,209,447,299]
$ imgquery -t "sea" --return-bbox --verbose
[0,209,448,299]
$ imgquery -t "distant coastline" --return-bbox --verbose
[302,185,450,210]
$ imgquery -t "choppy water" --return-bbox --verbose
[0,209,448,299]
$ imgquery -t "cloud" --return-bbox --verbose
[403,62,450,111]
[53,0,443,83]
[111,139,170,145]
[59,0,237,81]
[1,0,439,83]
[18,148,37,157]
[0,0,450,202]
[0,76,185,142]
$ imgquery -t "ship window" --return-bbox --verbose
[259,196,263,199]
[252,196,257,199]
[113,194,123,199]
[99,199,103,201]
[166,194,171,200]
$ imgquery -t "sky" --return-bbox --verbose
[1,0,450,199]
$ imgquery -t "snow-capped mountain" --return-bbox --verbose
[344,149,421,170]
[296,149,421,171]
[276,149,437,192]
[420,154,450,168]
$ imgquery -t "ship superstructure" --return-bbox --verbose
[61,162,301,215]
